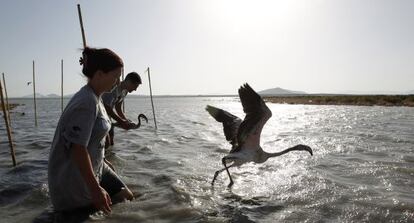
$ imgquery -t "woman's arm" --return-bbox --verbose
[71,143,112,214]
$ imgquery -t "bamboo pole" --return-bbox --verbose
[77,4,87,48]
[0,78,16,166]
[2,73,11,124]
[33,60,38,127]
[61,59,64,113]
[147,67,157,130]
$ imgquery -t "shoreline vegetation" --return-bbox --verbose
[263,95,414,107]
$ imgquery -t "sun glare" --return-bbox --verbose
[204,0,302,33]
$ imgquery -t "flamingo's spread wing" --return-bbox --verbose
[206,105,242,148]
[236,83,272,149]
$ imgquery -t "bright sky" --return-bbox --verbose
[1,0,413,97]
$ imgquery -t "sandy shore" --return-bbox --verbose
[263,95,414,107]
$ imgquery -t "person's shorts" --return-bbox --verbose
[100,163,126,197]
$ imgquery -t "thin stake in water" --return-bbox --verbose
[147,67,157,130]
[61,59,64,113]
[122,67,125,112]
[0,78,16,166]
[2,73,11,124]
[33,60,38,127]
[77,4,87,48]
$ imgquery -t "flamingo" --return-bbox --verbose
[206,83,313,188]
[112,114,148,129]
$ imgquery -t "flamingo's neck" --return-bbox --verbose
[264,147,297,160]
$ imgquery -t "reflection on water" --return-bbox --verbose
[0,97,413,222]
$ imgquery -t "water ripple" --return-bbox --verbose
[0,98,413,222]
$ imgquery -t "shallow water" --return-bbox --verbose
[0,97,413,222]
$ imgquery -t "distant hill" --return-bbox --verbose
[22,93,46,98]
[46,94,60,98]
[258,87,307,96]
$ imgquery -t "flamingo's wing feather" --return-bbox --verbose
[236,83,272,148]
[206,105,242,147]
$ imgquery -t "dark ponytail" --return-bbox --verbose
[79,47,123,78]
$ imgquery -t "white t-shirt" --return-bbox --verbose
[48,84,111,210]
[102,84,128,108]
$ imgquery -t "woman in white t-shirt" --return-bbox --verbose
[48,47,133,215]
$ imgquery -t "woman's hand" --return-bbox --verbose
[71,144,112,214]
[90,185,112,214]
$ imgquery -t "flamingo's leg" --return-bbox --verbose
[222,157,234,188]
[212,163,235,186]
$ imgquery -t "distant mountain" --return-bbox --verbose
[46,94,60,98]
[258,87,307,96]
[22,93,46,98]
[407,90,414,95]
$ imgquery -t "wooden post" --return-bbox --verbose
[0,79,17,166]
[33,60,38,127]
[122,67,125,112]
[61,59,64,113]
[77,4,87,48]
[2,73,11,124]
[147,67,157,130]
